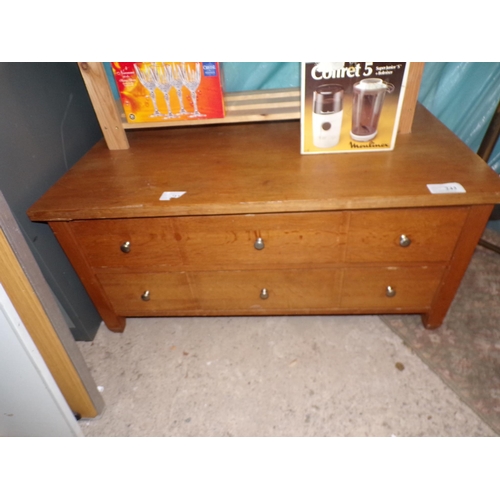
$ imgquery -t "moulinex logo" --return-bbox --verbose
[203,62,217,77]
[349,141,390,149]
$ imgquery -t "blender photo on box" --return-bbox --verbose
[300,62,409,154]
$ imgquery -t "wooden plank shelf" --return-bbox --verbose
[122,88,302,130]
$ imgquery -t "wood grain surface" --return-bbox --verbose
[27,105,500,222]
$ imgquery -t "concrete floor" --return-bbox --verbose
[77,314,496,436]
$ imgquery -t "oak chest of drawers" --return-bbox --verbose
[27,105,500,333]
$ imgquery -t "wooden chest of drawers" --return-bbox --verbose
[27,105,500,333]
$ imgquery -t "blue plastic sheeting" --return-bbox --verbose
[221,62,300,91]
[418,62,500,174]
[221,62,500,174]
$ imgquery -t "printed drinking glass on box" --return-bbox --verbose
[111,62,225,124]
[300,62,409,154]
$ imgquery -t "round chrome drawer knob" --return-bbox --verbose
[254,237,265,250]
[120,241,131,253]
[260,288,269,300]
[141,290,151,301]
[399,234,411,247]
[386,286,396,298]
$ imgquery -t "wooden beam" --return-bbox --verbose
[398,62,425,134]
[78,62,130,150]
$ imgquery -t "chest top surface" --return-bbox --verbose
[27,104,500,222]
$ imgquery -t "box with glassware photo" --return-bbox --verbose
[111,62,225,124]
[300,62,410,154]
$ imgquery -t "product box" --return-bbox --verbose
[300,62,409,154]
[111,62,225,124]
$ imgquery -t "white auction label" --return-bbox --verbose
[159,191,186,201]
[426,183,466,194]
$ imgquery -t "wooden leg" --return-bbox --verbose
[421,312,444,330]
[104,315,126,333]
[423,204,494,330]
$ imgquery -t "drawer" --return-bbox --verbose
[97,272,195,315]
[340,266,445,310]
[72,218,183,269]
[73,212,347,271]
[175,212,347,270]
[346,207,468,263]
[97,269,342,315]
[192,269,342,311]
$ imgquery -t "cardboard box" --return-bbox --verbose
[301,62,409,154]
[111,62,225,124]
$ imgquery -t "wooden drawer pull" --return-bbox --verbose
[120,241,132,253]
[141,290,151,301]
[260,288,269,300]
[399,234,411,247]
[386,286,396,298]
[254,237,265,250]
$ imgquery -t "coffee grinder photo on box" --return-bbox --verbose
[301,62,409,154]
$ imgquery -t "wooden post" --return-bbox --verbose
[78,62,130,150]
[398,62,425,134]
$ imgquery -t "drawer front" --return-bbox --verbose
[346,207,468,263]
[341,266,444,310]
[175,212,347,270]
[97,269,342,315]
[97,272,195,315]
[73,212,347,271]
[72,218,183,269]
[192,269,342,311]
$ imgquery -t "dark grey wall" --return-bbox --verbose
[0,63,103,341]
